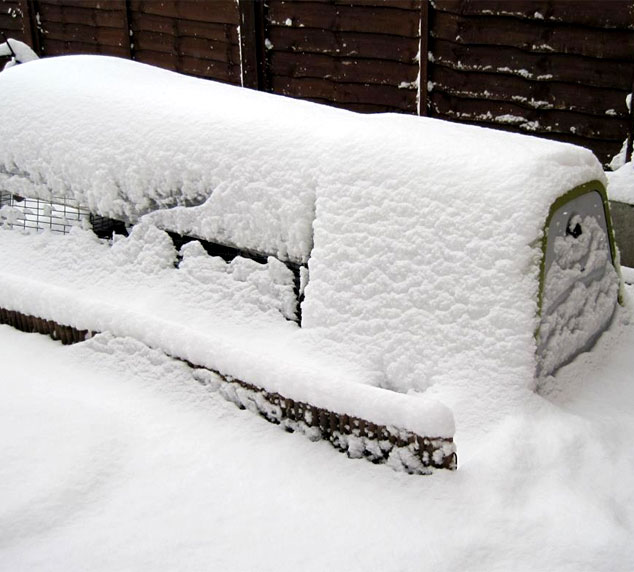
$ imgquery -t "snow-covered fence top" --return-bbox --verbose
[0,55,616,394]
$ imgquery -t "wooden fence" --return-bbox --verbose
[1,0,633,165]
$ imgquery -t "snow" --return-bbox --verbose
[0,54,616,447]
[0,56,333,264]
[0,38,38,69]
[301,111,606,405]
[0,227,454,439]
[0,52,630,570]
[1,294,634,570]
[607,161,634,204]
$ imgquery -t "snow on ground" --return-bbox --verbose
[607,161,634,204]
[1,290,634,571]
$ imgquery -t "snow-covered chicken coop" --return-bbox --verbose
[0,55,622,473]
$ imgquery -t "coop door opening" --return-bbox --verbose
[536,189,619,378]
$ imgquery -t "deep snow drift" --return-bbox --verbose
[1,294,633,571]
[0,55,613,407]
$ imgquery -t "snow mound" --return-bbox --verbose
[607,161,634,204]
[0,227,454,439]
[0,55,613,424]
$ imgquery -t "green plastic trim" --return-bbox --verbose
[537,179,622,316]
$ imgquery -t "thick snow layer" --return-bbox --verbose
[0,55,611,421]
[0,39,38,70]
[0,56,338,263]
[607,161,634,204]
[0,227,454,438]
[302,113,606,396]
[1,296,634,571]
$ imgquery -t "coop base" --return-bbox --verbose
[0,306,456,474]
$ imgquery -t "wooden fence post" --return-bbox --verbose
[419,0,429,116]
[17,0,41,55]
[626,71,634,163]
[237,0,259,89]
[122,0,135,60]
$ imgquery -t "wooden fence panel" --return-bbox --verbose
[36,0,129,57]
[429,1,634,164]
[0,0,632,165]
[263,0,422,114]
[0,0,31,68]
[129,0,241,84]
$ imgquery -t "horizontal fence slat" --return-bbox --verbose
[133,31,240,64]
[38,3,127,29]
[271,75,418,112]
[129,11,238,43]
[445,118,623,164]
[433,0,634,30]
[41,20,129,47]
[129,0,239,26]
[40,37,129,57]
[268,0,420,37]
[431,9,634,60]
[178,54,240,84]
[430,91,628,141]
[133,49,239,83]
[38,0,120,9]
[270,50,418,86]
[0,17,24,33]
[430,38,634,90]
[311,97,408,113]
[430,66,630,116]
[332,0,420,8]
[267,27,419,63]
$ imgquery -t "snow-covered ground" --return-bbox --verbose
[0,55,631,570]
[1,286,633,571]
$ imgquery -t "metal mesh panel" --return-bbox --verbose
[0,192,90,233]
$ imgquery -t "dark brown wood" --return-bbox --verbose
[432,10,634,60]
[38,2,127,28]
[122,0,133,59]
[129,12,238,44]
[42,20,128,47]
[434,0,634,30]
[270,50,418,85]
[14,0,32,48]
[237,0,259,88]
[625,72,634,162]
[271,75,418,112]
[129,0,240,26]
[134,49,239,83]
[447,120,622,164]
[419,0,428,115]
[268,26,419,63]
[39,0,119,9]
[0,15,22,33]
[430,65,629,116]
[310,98,411,113]
[42,37,129,56]
[133,31,240,65]
[268,1,420,37]
[333,0,419,9]
[1,1,24,36]
[430,90,628,141]
[431,39,634,90]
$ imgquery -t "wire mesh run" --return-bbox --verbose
[0,192,127,237]
[0,191,90,233]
